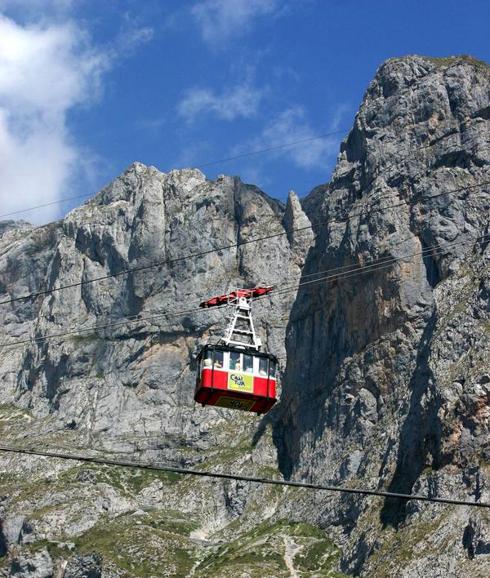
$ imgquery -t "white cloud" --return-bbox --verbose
[0,0,75,22]
[172,139,215,170]
[191,0,278,45]
[114,12,154,57]
[0,14,109,223]
[0,9,152,224]
[252,106,340,169]
[178,83,263,123]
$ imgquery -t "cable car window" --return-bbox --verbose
[230,351,241,371]
[259,357,268,377]
[243,354,253,373]
[203,354,212,370]
[213,350,224,369]
[268,360,276,378]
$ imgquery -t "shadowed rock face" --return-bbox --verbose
[275,55,490,575]
[0,55,488,577]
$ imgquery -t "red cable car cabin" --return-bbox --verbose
[195,345,277,414]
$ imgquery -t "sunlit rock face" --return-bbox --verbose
[0,55,488,577]
[0,166,305,453]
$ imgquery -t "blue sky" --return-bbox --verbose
[0,0,489,223]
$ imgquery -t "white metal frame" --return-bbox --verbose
[221,295,262,350]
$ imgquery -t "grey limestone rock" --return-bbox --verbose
[1,516,24,546]
[10,550,53,578]
[0,55,488,577]
[63,554,101,578]
[276,54,490,577]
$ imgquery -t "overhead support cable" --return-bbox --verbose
[195,129,348,168]
[1,234,488,350]
[34,135,489,233]
[1,127,486,222]
[0,128,349,221]
[0,194,91,221]
[1,179,488,308]
[0,444,487,508]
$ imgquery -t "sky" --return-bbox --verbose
[0,0,489,224]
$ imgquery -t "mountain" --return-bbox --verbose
[0,55,489,577]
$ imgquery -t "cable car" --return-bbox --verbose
[195,287,278,414]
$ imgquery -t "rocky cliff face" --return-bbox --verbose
[0,55,488,577]
[275,55,490,576]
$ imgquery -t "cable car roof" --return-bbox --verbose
[199,286,273,308]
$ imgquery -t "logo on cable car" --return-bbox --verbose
[228,372,254,393]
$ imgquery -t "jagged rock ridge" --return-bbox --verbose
[0,55,488,577]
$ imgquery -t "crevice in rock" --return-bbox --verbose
[341,123,367,165]
[0,522,7,558]
[44,353,70,402]
[420,239,441,288]
[340,531,373,576]
[472,104,490,120]
[463,518,490,559]
[432,149,479,170]
[380,311,438,528]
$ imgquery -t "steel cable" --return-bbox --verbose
[0,444,487,508]
[1,179,488,308]
[1,234,487,350]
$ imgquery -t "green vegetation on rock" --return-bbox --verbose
[72,510,198,578]
[193,520,347,578]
